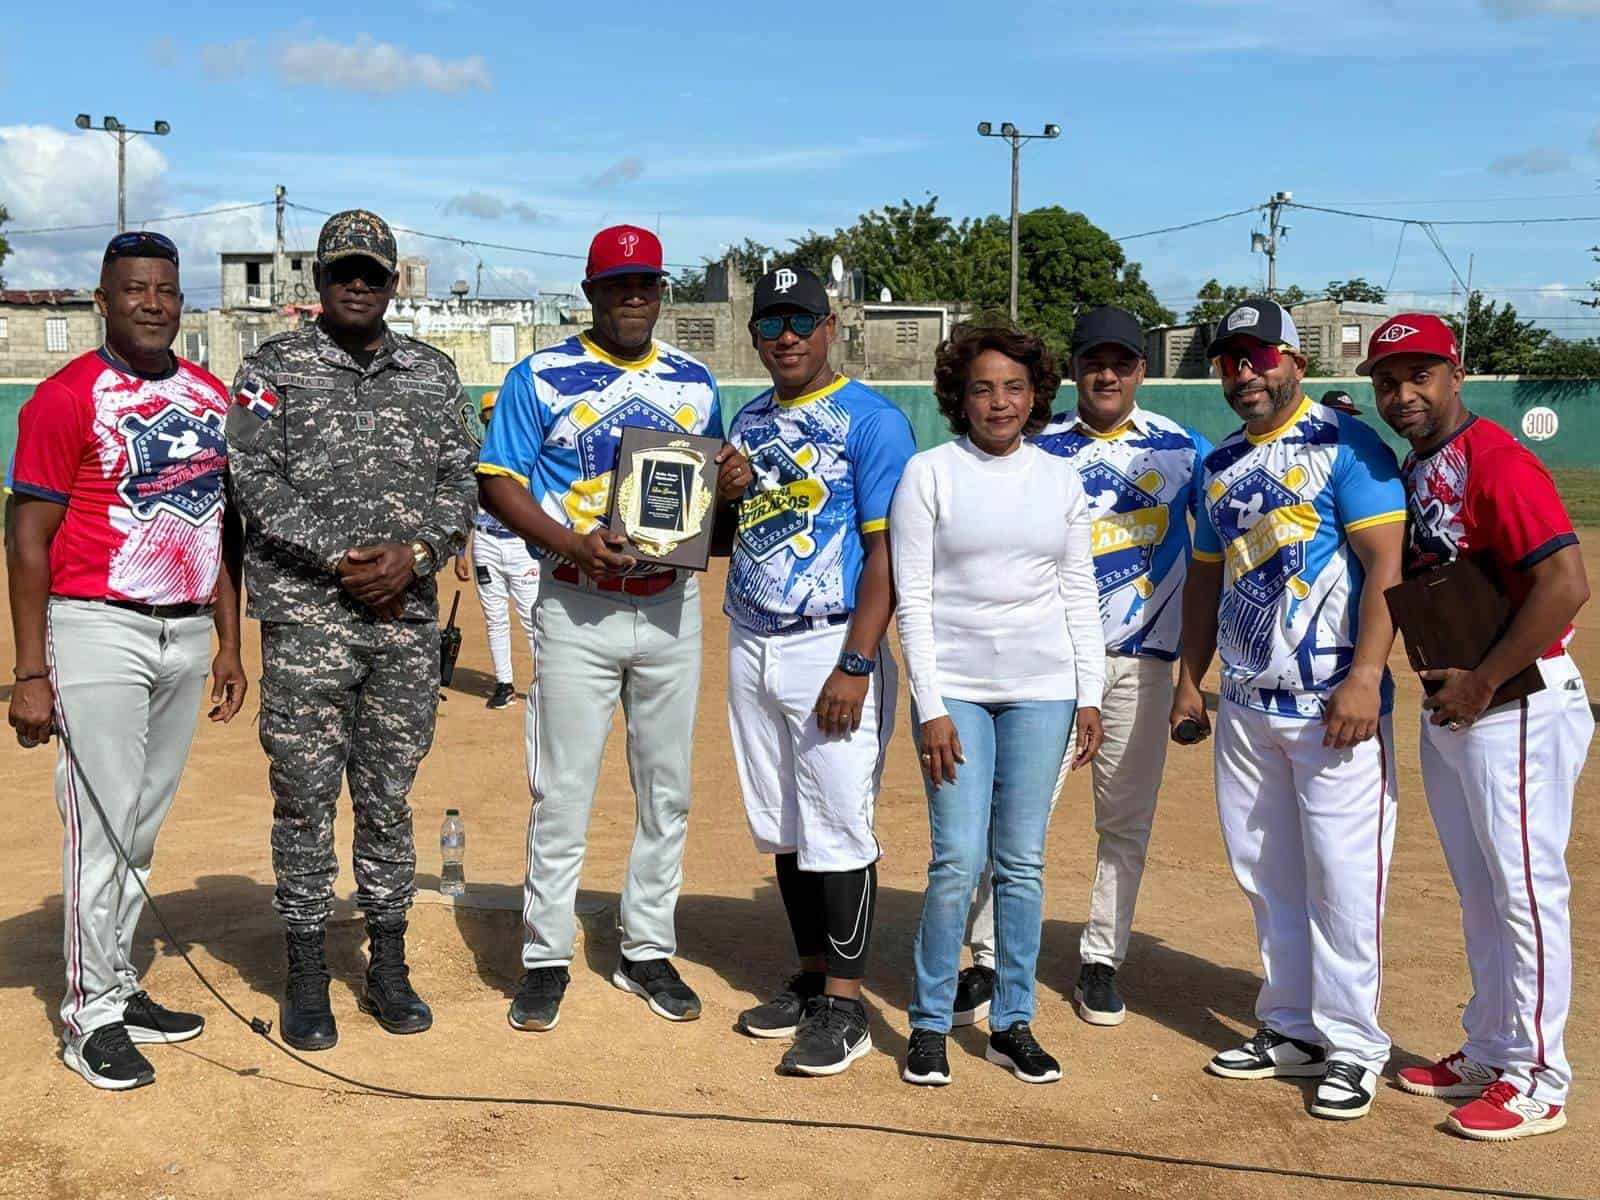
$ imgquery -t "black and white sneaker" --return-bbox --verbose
[737,971,825,1039]
[952,965,995,1027]
[612,956,701,1022]
[122,991,204,1045]
[779,996,871,1077]
[62,1023,155,1091]
[508,966,569,1032]
[986,1021,1061,1084]
[486,683,516,710]
[1073,963,1126,1027]
[902,1028,952,1086]
[1312,1061,1378,1120]
[1207,1027,1327,1079]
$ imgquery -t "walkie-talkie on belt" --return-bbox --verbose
[440,591,463,687]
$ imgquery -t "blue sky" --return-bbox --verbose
[2,0,1598,331]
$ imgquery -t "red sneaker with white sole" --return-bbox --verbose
[1397,1052,1500,1099]
[1446,1081,1566,1141]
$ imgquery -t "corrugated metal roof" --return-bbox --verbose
[0,289,96,306]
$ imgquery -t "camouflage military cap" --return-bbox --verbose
[317,209,397,274]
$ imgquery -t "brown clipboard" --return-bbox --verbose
[1383,554,1544,709]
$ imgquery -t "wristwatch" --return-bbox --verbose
[409,539,437,578]
[837,650,876,677]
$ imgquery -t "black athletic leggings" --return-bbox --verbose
[774,852,877,981]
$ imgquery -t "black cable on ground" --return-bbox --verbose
[48,722,1586,1200]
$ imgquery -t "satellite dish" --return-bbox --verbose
[879,286,892,302]
[830,255,845,285]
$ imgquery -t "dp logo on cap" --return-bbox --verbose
[773,268,798,294]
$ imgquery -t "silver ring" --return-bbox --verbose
[1446,719,1463,731]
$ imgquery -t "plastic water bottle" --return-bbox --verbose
[440,809,466,897]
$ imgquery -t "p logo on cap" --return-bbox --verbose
[586,224,666,281]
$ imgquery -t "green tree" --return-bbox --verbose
[1324,277,1386,303]
[1532,336,1600,377]
[0,204,11,289]
[1186,280,1306,324]
[1444,292,1550,375]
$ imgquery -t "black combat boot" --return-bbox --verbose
[358,916,433,1035]
[282,926,338,1051]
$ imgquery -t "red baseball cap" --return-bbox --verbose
[1356,313,1460,376]
[585,224,666,282]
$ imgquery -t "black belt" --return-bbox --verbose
[105,599,212,619]
[768,612,850,636]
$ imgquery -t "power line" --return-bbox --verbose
[6,201,272,236]
[1285,200,1600,227]
[1310,191,1600,208]
[1113,206,1261,242]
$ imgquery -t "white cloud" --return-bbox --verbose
[274,34,491,95]
[199,39,257,81]
[1484,0,1600,14]
[0,125,272,293]
[1487,147,1574,175]
[441,191,546,223]
[590,156,644,188]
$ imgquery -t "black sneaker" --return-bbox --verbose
[508,966,570,1032]
[1311,1061,1379,1120]
[123,991,205,1045]
[63,1023,155,1091]
[1207,1026,1327,1080]
[1073,962,1126,1027]
[902,1028,952,1086]
[780,996,872,1077]
[612,956,701,1022]
[986,1021,1062,1084]
[952,964,995,1027]
[487,683,516,710]
[737,971,825,1039]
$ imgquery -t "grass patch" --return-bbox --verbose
[1551,470,1600,528]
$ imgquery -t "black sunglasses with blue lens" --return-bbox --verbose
[103,230,179,265]
[753,312,826,341]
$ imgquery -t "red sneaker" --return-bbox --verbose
[1397,1052,1500,1099]
[1446,1082,1566,1142]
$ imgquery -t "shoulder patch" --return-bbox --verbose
[235,378,280,421]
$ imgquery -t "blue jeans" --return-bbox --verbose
[909,698,1076,1033]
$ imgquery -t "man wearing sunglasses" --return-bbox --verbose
[725,266,915,1076]
[226,209,478,1052]
[9,231,247,1089]
[479,225,747,1035]
[1171,298,1405,1120]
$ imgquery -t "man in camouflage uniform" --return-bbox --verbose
[226,210,477,1051]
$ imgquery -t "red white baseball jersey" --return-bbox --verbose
[1401,414,1577,657]
[12,349,231,605]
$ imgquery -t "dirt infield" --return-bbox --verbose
[2,551,1597,1200]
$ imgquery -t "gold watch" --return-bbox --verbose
[410,539,436,578]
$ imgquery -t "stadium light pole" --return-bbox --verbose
[74,114,172,233]
[976,121,1060,322]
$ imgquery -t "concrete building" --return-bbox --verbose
[0,290,102,381]
[1146,297,1400,378]
[220,249,316,310]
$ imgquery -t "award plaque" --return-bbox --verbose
[606,425,721,571]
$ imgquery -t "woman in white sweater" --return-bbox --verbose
[891,322,1106,1087]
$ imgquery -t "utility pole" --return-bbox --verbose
[74,115,170,232]
[273,185,287,305]
[1251,190,1292,297]
[976,121,1061,323]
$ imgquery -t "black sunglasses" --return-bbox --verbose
[752,313,826,341]
[324,257,395,288]
[103,230,179,266]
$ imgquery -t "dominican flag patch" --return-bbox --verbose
[235,378,279,421]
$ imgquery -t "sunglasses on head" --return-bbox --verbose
[1212,343,1294,379]
[752,313,825,341]
[324,257,394,288]
[103,230,179,265]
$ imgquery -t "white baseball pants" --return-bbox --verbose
[1215,699,1398,1072]
[1419,652,1592,1105]
[969,654,1173,970]
[727,620,897,873]
[471,533,539,686]
[520,575,702,968]
[47,599,213,1039]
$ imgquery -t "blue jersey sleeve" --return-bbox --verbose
[1184,427,1213,518]
[846,404,916,533]
[477,363,546,485]
[703,381,725,441]
[1333,417,1406,532]
[1192,458,1223,561]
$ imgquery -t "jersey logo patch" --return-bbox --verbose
[116,406,227,526]
[572,394,686,479]
[1211,464,1315,604]
[738,439,828,561]
[1078,461,1169,599]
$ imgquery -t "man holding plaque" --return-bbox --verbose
[726,266,916,1077]
[1364,314,1592,1141]
[477,225,749,1033]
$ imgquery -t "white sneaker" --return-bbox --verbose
[1311,1061,1377,1120]
[1207,1027,1326,1080]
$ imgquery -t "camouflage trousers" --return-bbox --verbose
[259,619,440,928]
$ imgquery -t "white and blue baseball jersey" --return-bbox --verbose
[725,376,915,635]
[1033,405,1210,660]
[477,334,722,574]
[1195,396,1404,718]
